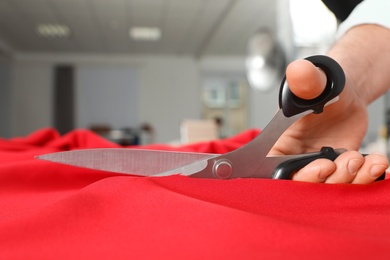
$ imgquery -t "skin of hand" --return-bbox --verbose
[269,24,390,184]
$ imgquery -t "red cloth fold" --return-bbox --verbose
[1,128,389,259]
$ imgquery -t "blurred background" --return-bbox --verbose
[0,0,385,149]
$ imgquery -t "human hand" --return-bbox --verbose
[269,59,388,184]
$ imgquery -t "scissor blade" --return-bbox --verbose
[36,148,218,176]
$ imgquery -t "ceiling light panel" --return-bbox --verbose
[36,23,71,39]
[129,27,161,41]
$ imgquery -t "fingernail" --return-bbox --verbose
[348,159,362,175]
[370,165,387,178]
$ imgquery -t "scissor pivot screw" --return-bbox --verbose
[213,159,233,179]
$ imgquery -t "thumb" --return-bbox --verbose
[286,59,327,100]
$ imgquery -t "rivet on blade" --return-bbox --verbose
[213,159,233,179]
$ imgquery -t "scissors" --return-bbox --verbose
[37,55,386,181]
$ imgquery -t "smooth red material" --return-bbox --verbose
[1,128,390,259]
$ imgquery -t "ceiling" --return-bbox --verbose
[0,0,277,57]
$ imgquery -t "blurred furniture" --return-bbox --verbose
[180,119,218,144]
[90,124,140,146]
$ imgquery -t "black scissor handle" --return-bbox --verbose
[272,147,386,181]
[279,55,346,117]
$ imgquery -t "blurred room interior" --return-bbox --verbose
[0,0,385,151]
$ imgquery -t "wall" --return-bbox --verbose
[199,55,280,130]
[10,53,276,142]
[0,57,11,137]
[137,56,201,143]
[10,59,53,137]
[10,54,201,143]
[76,65,138,130]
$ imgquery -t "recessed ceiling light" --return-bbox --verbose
[36,23,71,39]
[129,27,161,41]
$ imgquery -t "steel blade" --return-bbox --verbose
[36,148,218,176]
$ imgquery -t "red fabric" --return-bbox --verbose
[1,128,390,259]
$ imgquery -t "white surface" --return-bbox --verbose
[338,0,390,37]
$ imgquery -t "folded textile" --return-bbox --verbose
[0,128,389,259]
